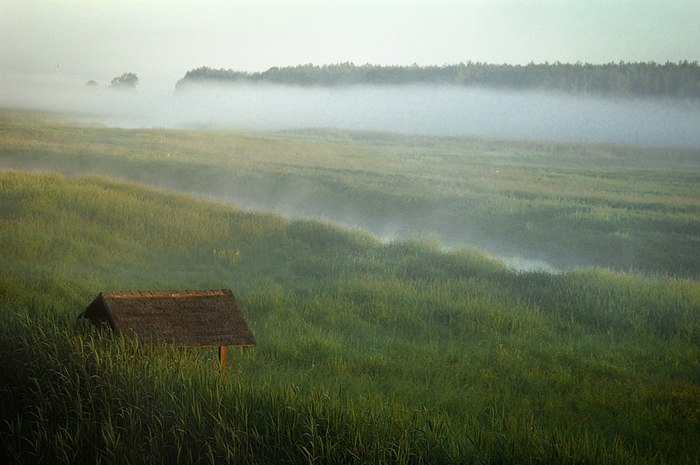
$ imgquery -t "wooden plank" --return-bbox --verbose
[218,346,227,374]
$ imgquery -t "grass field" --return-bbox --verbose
[1,110,699,463]
[1,109,699,275]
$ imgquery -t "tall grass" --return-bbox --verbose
[1,169,699,463]
[2,109,699,276]
[0,300,644,464]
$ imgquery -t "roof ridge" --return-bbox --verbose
[103,289,231,298]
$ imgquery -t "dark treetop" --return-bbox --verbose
[176,61,700,100]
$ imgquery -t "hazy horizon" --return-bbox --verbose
[2,74,699,148]
[2,1,699,86]
[3,0,699,147]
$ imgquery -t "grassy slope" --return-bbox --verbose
[1,109,699,276]
[1,169,699,464]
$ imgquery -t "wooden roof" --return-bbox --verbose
[79,289,256,347]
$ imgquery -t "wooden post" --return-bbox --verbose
[218,346,227,374]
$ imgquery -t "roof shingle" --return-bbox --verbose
[80,289,256,347]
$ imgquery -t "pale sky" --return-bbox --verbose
[1,0,699,87]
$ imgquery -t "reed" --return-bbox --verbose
[2,109,698,276]
[1,169,699,463]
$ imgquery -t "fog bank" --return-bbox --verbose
[3,75,700,147]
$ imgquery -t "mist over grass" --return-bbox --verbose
[1,170,699,463]
[1,110,698,276]
[3,73,700,147]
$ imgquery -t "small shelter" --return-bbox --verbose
[79,289,255,372]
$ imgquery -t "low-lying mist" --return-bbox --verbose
[3,74,700,147]
[3,74,699,273]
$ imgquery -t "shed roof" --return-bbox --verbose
[79,289,255,347]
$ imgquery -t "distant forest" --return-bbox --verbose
[176,61,700,100]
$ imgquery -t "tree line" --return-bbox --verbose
[176,61,700,100]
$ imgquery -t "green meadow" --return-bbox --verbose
[1,110,699,463]
[2,109,699,275]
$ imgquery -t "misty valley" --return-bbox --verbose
[4,75,700,149]
[1,108,697,275]
[1,108,699,463]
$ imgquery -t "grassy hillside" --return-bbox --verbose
[1,109,699,276]
[1,170,699,464]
